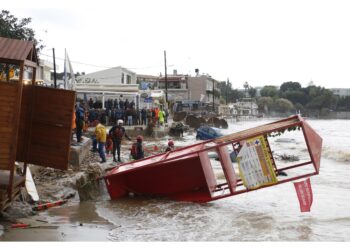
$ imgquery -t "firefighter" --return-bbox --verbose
[109,119,131,162]
[131,135,144,160]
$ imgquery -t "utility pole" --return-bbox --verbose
[212,78,215,112]
[53,48,57,88]
[164,50,168,104]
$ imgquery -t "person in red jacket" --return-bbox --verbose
[165,140,175,152]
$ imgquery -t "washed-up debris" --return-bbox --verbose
[275,138,296,143]
[169,122,186,137]
[32,199,68,211]
[220,119,228,129]
[11,223,58,229]
[173,111,187,122]
[36,219,48,223]
[11,223,30,228]
[185,115,201,129]
[207,117,221,128]
[76,163,104,201]
[277,153,300,162]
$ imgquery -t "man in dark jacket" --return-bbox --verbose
[141,108,147,125]
[75,103,85,143]
[109,119,131,162]
[133,135,144,160]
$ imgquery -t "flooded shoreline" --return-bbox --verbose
[1,119,350,241]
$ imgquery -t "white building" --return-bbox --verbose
[330,88,350,97]
[75,66,139,108]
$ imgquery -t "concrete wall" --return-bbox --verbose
[187,76,206,101]
[187,76,220,104]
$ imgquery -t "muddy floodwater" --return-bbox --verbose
[1,119,350,241]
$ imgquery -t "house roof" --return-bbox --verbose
[0,36,38,66]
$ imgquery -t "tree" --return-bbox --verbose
[248,87,256,98]
[257,96,273,113]
[281,90,308,105]
[272,98,294,113]
[337,96,350,111]
[0,10,44,52]
[280,81,301,93]
[260,85,278,97]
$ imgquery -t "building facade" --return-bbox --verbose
[75,66,139,108]
[187,75,221,107]
[330,88,350,97]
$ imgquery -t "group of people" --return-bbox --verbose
[91,119,145,163]
[91,120,176,164]
[74,99,176,164]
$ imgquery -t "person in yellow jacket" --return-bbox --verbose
[158,107,165,126]
[93,122,107,163]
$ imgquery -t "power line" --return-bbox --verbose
[40,53,162,71]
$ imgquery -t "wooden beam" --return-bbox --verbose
[7,62,25,201]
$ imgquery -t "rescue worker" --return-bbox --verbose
[132,135,144,160]
[94,121,107,163]
[158,107,165,126]
[109,119,131,162]
[165,140,175,152]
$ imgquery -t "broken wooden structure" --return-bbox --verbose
[103,115,322,203]
[0,37,75,211]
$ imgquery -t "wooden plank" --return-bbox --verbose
[0,104,17,111]
[16,86,75,171]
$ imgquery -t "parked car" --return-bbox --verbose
[196,125,223,140]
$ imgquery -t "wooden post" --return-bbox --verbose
[8,62,25,201]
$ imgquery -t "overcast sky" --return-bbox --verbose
[5,0,350,89]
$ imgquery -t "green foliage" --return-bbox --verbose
[271,98,294,113]
[0,10,44,52]
[257,96,273,113]
[337,96,350,111]
[218,81,244,103]
[257,81,346,115]
[280,81,302,93]
[260,85,278,97]
[281,90,309,105]
[248,87,256,97]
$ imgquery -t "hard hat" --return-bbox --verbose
[137,135,143,141]
[117,119,124,125]
[168,140,174,146]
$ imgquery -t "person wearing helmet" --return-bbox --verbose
[165,140,175,152]
[131,135,144,160]
[109,119,131,162]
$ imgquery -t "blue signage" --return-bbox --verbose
[144,97,153,103]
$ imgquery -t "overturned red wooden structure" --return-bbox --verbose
[104,115,322,202]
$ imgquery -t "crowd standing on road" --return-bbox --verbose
[84,98,169,127]
[73,98,173,165]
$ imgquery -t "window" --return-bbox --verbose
[121,73,124,84]
[127,75,131,84]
